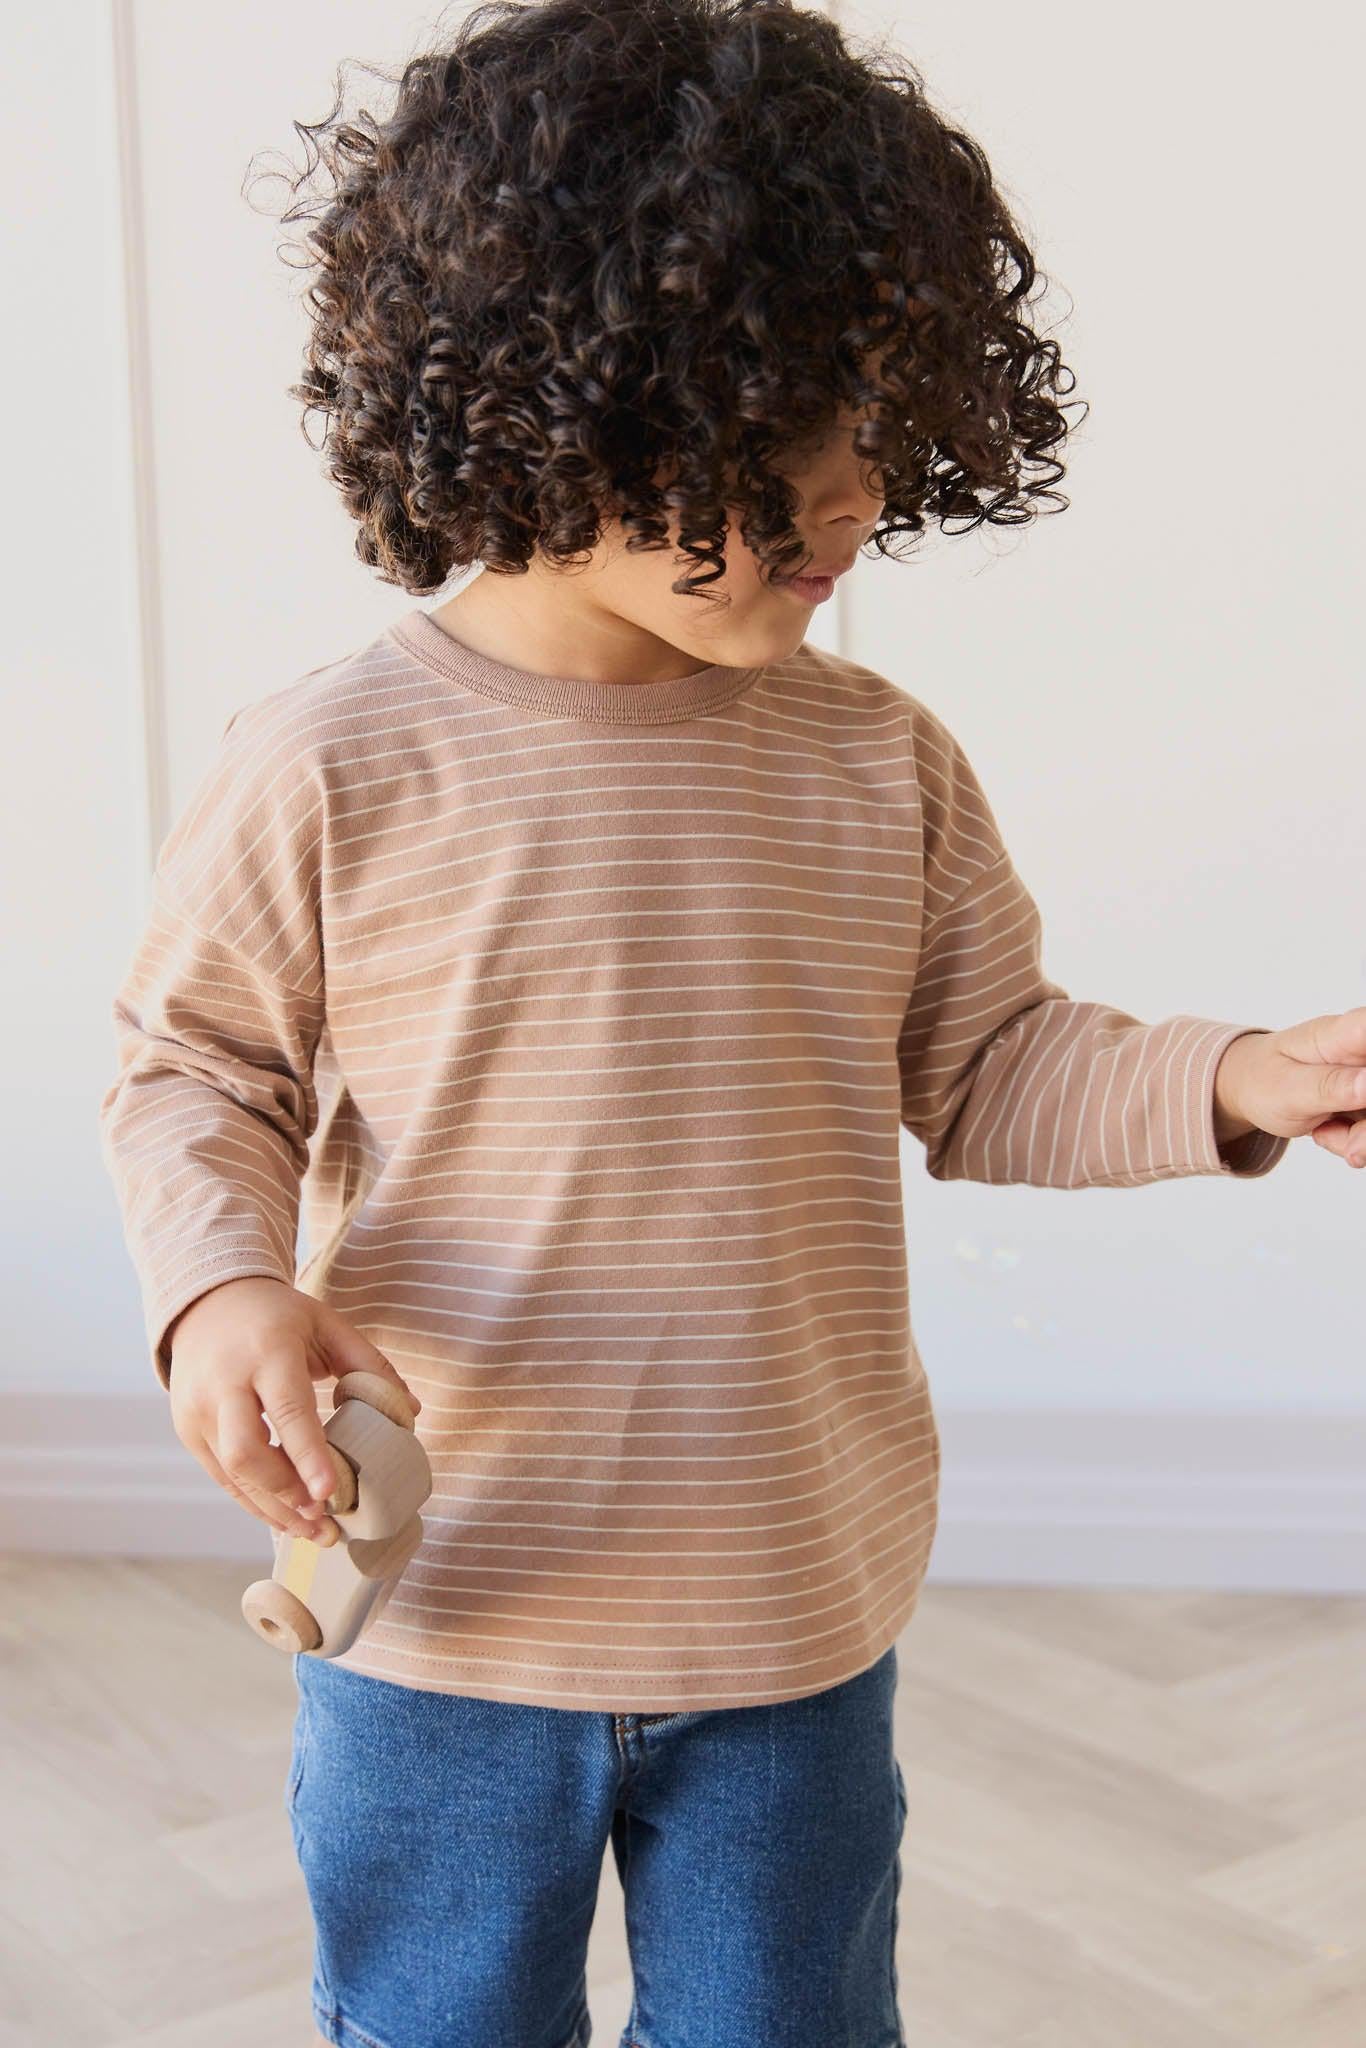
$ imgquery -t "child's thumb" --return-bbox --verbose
[317,1304,422,1417]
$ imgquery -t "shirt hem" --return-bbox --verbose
[319,1580,927,1713]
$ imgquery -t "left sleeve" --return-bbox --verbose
[96,699,327,1388]
[897,709,1290,1189]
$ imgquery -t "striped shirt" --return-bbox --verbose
[97,605,1288,1710]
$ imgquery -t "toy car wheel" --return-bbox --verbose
[322,1441,358,1514]
[241,1577,322,1653]
[334,1369,417,1431]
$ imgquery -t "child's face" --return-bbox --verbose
[438,387,886,683]
[591,400,886,669]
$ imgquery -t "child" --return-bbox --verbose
[98,4,1364,2043]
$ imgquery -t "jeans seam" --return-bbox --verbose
[314,1993,592,2048]
[287,1655,311,1809]
[619,1801,644,2048]
[890,1759,908,2047]
[313,1999,390,2048]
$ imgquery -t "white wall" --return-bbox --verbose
[3,3,461,1405]
[834,0,1364,1415]
[3,3,1361,1578]
[2,4,149,1401]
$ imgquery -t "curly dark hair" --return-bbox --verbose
[248,0,1085,600]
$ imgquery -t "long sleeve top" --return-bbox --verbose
[97,607,1289,1710]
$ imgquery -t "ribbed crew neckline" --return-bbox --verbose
[387,605,767,725]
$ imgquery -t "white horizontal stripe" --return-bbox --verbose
[369,1528,929,1665]
[420,1431,929,1525]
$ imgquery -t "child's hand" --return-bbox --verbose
[163,1278,423,1541]
[1214,1006,1366,1167]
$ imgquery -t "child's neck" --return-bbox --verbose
[426,568,723,687]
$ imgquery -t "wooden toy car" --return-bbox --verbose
[240,1370,432,1658]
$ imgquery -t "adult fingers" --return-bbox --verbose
[1321,1065,1366,1117]
[1313,1112,1366,1166]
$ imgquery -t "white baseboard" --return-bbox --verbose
[3,1395,1364,1592]
[928,1407,1366,1593]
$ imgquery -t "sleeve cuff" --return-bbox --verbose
[1185,1022,1291,1180]
[147,1254,297,1392]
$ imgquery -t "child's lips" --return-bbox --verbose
[776,572,838,604]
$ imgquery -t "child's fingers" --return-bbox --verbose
[251,1365,347,1505]
[182,1414,335,1541]
[217,1382,333,1518]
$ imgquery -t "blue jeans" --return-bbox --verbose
[286,1642,908,2048]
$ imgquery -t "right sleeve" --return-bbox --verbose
[896,698,1290,1189]
[97,700,327,1391]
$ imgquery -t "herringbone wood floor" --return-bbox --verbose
[2,1557,1362,2046]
